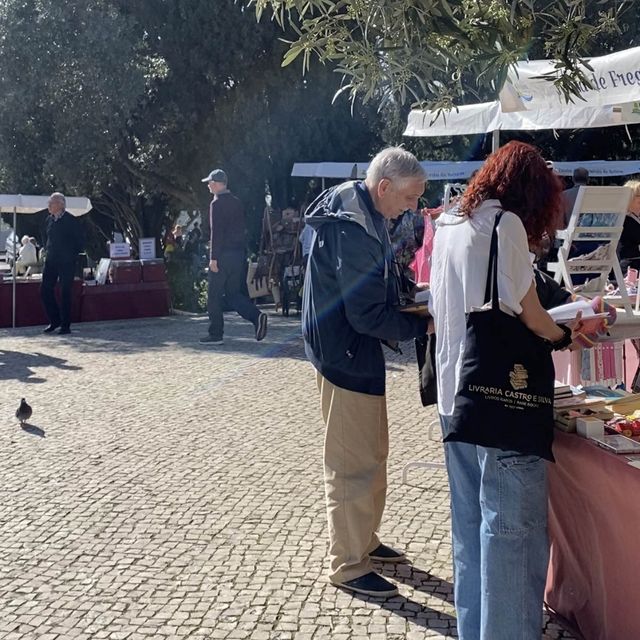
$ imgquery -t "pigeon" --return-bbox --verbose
[16,398,32,426]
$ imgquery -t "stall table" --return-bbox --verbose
[0,278,170,327]
[545,430,640,640]
[80,281,170,322]
[0,278,82,327]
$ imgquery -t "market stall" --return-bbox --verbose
[546,430,640,640]
[0,194,172,328]
[403,45,640,637]
[0,194,92,328]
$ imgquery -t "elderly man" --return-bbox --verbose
[199,169,267,345]
[40,192,83,335]
[302,147,429,598]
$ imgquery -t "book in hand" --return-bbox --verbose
[548,299,608,331]
[400,288,431,315]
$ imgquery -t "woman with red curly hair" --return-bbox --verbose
[430,141,572,640]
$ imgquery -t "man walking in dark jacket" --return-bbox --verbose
[199,169,267,345]
[303,147,429,598]
[40,192,83,335]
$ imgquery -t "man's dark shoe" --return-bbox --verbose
[369,544,406,563]
[57,327,71,335]
[335,572,398,598]
[255,312,268,342]
[43,324,60,334]
[199,335,223,345]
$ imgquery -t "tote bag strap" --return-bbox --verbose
[483,210,505,310]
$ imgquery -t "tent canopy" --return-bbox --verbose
[291,161,486,181]
[291,163,363,179]
[293,160,640,182]
[500,46,640,113]
[0,194,92,216]
[406,47,640,137]
[404,100,640,137]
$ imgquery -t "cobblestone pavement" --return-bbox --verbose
[0,311,576,639]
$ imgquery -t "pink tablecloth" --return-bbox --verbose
[546,431,640,640]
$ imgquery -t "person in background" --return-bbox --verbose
[40,192,84,335]
[303,147,429,599]
[618,180,640,272]
[431,141,575,640]
[186,222,202,248]
[163,228,176,258]
[562,167,589,228]
[173,224,184,248]
[15,235,38,275]
[199,168,267,346]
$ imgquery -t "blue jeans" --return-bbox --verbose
[440,415,549,640]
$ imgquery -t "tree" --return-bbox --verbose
[250,0,636,108]
[0,0,387,257]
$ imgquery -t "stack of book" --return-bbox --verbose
[554,382,587,408]
[554,404,613,432]
[554,382,609,432]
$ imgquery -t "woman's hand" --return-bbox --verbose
[565,310,584,348]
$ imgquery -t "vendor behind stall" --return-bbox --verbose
[618,180,640,273]
[14,235,38,276]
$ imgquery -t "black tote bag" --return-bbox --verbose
[444,212,556,461]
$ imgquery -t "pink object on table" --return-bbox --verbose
[546,431,640,640]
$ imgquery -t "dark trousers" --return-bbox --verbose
[207,251,260,339]
[41,260,75,328]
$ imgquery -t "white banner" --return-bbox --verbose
[500,46,640,112]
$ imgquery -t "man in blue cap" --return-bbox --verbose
[199,169,267,345]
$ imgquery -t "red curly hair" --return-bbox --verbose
[459,141,564,246]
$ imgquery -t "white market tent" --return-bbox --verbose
[291,161,490,181]
[291,162,362,179]
[404,100,640,138]
[1,194,92,328]
[500,46,640,113]
[406,46,640,142]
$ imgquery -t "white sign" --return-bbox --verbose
[139,237,156,260]
[500,46,640,112]
[109,242,131,259]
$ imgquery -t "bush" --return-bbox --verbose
[165,250,207,312]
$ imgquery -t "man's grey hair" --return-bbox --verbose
[366,147,426,184]
[49,192,66,206]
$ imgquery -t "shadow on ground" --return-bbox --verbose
[20,423,46,437]
[0,350,82,383]
[378,564,455,605]
[1,312,308,360]
[347,589,457,633]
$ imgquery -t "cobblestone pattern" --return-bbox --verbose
[0,312,576,639]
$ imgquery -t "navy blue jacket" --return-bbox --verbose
[44,211,84,264]
[302,181,428,396]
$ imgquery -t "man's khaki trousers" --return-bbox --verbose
[316,372,389,584]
